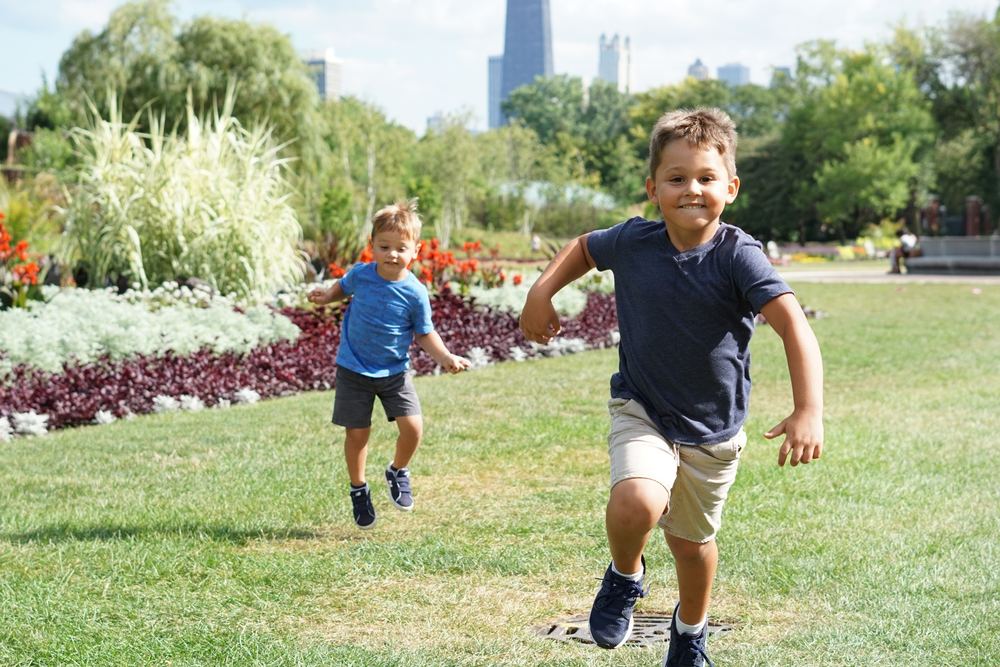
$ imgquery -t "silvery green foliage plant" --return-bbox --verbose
[0,286,299,374]
[61,90,305,300]
[467,271,590,317]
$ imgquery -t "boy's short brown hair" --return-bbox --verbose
[371,199,422,240]
[648,107,738,179]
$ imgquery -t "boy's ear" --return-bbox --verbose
[726,176,741,203]
[645,176,656,201]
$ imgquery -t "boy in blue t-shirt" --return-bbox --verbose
[309,200,470,529]
[520,108,824,666]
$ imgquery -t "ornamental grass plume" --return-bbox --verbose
[61,89,305,301]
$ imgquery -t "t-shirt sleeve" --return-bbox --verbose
[411,283,434,335]
[732,241,793,313]
[339,263,363,296]
[586,222,625,272]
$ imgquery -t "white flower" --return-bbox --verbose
[215,398,231,409]
[465,347,493,369]
[93,410,116,425]
[179,395,205,412]
[509,346,528,362]
[152,395,180,413]
[0,417,12,442]
[13,411,49,437]
[609,330,621,346]
[233,388,260,405]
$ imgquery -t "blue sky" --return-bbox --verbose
[0,0,996,132]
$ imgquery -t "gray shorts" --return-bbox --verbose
[332,365,421,428]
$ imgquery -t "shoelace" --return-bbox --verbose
[673,632,714,667]
[594,573,647,609]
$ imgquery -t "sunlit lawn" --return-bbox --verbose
[1,280,998,665]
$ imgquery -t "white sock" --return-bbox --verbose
[674,608,706,636]
[611,561,643,581]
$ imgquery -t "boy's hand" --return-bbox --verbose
[764,408,824,467]
[307,287,334,306]
[519,297,561,343]
[441,354,471,374]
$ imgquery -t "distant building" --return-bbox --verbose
[426,112,446,134]
[770,66,793,87]
[597,33,631,93]
[717,62,750,87]
[497,0,553,126]
[687,58,710,81]
[303,48,343,101]
[488,55,504,129]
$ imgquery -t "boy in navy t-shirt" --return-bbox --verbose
[309,200,469,529]
[520,108,824,666]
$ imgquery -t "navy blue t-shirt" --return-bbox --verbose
[587,218,792,445]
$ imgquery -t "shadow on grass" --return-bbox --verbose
[0,522,323,545]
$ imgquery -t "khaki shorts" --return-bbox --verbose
[607,398,746,543]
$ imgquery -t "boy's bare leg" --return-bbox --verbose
[666,533,717,625]
[390,415,423,469]
[344,427,371,486]
[606,478,670,574]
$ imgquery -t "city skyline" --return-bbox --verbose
[0,0,997,133]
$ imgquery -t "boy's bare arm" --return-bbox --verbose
[759,293,825,467]
[519,234,596,343]
[307,281,346,306]
[415,331,471,374]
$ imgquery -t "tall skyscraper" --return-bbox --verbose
[687,58,710,81]
[488,55,504,129]
[717,63,750,87]
[497,0,553,125]
[597,33,631,93]
[303,48,343,101]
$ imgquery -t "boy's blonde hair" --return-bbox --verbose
[371,199,422,240]
[648,107,738,179]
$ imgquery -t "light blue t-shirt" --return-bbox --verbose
[335,263,435,377]
[587,218,792,445]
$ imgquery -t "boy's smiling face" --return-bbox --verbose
[371,229,418,281]
[646,139,740,249]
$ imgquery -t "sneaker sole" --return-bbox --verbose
[356,515,377,530]
[592,614,634,649]
[387,489,414,512]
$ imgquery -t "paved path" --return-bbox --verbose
[778,268,1000,285]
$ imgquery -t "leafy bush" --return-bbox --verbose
[60,92,305,300]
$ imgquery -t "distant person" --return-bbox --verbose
[308,200,470,529]
[888,227,919,274]
[531,233,542,254]
[519,107,824,666]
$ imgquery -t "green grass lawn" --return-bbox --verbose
[2,281,999,666]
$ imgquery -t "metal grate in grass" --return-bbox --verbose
[532,613,733,647]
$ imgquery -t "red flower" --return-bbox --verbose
[357,245,374,263]
[512,274,523,286]
[327,262,346,278]
[13,261,39,286]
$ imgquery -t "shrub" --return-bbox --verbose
[60,91,306,300]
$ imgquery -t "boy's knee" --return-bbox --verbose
[608,478,669,524]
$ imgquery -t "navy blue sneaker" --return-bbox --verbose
[385,463,413,511]
[588,557,647,648]
[663,603,713,667]
[349,485,376,529]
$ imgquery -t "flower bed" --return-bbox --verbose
[0,287,618,437]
